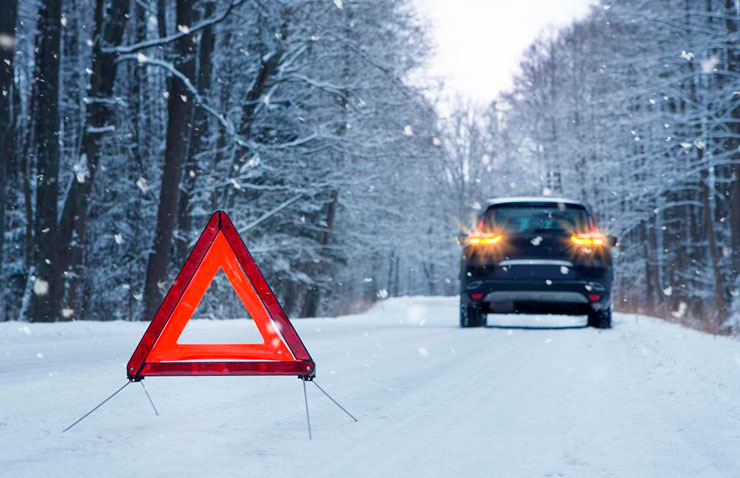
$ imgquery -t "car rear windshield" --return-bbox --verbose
[480,202,593,234]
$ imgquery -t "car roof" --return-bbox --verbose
[484,196,585,207]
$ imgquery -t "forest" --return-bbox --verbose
[1,0,739,334]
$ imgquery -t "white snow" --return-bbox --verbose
[1,296,739,476]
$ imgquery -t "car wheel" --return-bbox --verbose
[588,307,612,329]
[460,300,486,328]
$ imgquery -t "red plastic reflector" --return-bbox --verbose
[470,292,484,301]
[588,294,602,302]
[126,211,314,380]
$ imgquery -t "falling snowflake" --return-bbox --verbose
[114,233,124,245]
[377,289,389,299]
[403,125,414,136]
[560,266,569,275]
[136,177,149,193]
[33,278,49,296]
[671,301,687,319]
[531,236,543,246]
[0,33,15,49]
[663,286,672,296]
[701,54,719,73]
[680,50,694,61]
[246,155,260,168]
[177,24,190,34]
[333,0,343,9]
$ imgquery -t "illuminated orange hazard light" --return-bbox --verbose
[467,234,502,245]
[570,233,605,246]
[127,211,314,380]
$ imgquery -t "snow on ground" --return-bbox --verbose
[2,296,740,477]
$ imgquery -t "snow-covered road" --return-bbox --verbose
[2,297,740,477]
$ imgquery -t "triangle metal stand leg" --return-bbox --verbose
[62,380,131,433]
[312,380,358,422]
[302,377,312,440]
[140,380,159,416]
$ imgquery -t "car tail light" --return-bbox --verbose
[571,232,606,246]
[467,234,502,246]
[470,292,484,301]
[588,293,602,302]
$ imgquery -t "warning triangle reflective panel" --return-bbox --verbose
[127,211,314,380]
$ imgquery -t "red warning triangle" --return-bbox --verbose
[127,211,314,380]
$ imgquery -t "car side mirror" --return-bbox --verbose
[608,235,618,247]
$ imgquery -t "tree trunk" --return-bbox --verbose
[301,190,338,317]
[175,0,215,265]
[700,168,728,325]
[40,0,131,322]
[0,0,17,320]
[725,0,740,289]
[28,0,63,322]
[640,221,654,314]
[224,17,286,209]
[157,0,168,38]
[143,0,197,320]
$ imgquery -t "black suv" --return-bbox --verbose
[459,197,615,329]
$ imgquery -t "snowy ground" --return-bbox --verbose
[2,296,740,477]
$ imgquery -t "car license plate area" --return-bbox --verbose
[498,263,575,280]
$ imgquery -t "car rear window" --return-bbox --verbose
[480,202,593,234]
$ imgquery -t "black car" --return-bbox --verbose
[459,197,616,329]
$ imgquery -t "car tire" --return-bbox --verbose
[460,300,487,328]
[588,307,612,329]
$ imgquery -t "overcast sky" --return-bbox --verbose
[413,0,597,108]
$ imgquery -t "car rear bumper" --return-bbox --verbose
[463,278,611,313]
[484,290,588,303]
